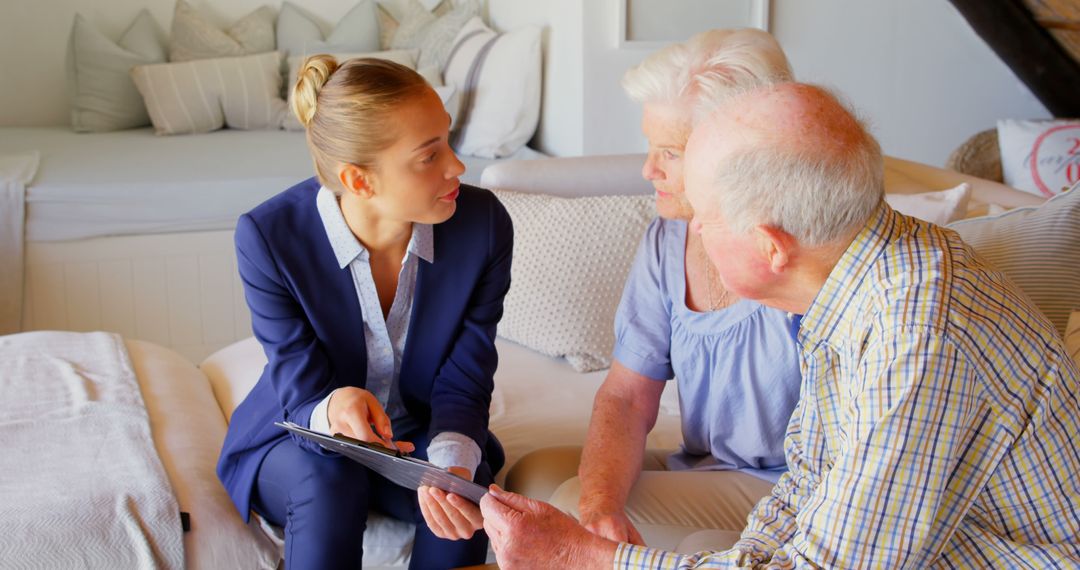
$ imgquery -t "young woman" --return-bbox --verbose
[217,55,511,570]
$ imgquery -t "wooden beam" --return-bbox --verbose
[948,0,1080,117]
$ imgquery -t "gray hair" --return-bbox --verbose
[706,84,884,247]
[621,28,794,106]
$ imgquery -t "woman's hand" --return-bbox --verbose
[327,387,415,453]
[418,467,484,540]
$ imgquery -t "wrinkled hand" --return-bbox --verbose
[419,467,483,540]
[481,485,618,570]
[579,509,645,545]
[327,387,415,453]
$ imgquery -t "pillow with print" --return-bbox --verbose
[998,118,1080,197]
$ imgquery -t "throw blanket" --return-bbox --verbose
[0,152,38,335]
[0,331,184,569]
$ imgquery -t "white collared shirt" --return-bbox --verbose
[308,186,480,477]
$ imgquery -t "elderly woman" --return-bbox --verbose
[503,28,802,553]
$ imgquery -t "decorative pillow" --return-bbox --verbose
[884,183,971,225]
[948,182,1079,337]
[390,0,479,70]
[276,1,380,60]
[444,17,541,158]
[998,118,1080,197]
[169,0,276,62]
[281,49,419,131]
[131,52,286,135]
[492,190,656,372]
[1067,310,1080,369]
[66,11,166,132]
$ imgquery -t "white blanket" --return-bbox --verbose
[0,152,37,335]
[0,331,184,569]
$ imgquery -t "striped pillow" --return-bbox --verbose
[130,52,286,135]
[948,182,1079,337]
[1067,311,1080,369]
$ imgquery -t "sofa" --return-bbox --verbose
[3,152,1075,569]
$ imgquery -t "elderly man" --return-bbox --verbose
[476,82,1080,568]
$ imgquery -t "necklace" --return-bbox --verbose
[693,235,731,312]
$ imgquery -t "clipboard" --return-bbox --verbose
[276,421,489,504]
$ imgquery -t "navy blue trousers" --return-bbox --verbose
[252,430,493,570]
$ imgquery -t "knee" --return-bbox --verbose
[505,446,583,501]
[548,477,583,518]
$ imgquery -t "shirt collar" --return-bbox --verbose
[316,186,435,269]
[798,201,904,347]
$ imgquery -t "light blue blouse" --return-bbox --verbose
[613,218,802,481]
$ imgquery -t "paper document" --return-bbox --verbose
[276,421,488,504]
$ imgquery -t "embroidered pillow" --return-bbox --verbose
[948,182,1080,337]
[998,118,1080,197]
[492,190,656,372]
[66,11,166,132]
[169,0,276,62]
[390,0,479,70]
[131,52,286,135]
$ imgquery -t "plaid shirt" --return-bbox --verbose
[616,204,1080,569]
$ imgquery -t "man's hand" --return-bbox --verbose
[327,387,415,453]
[418,467,483,540]
[481,485,618,570]
[579,508,645,545]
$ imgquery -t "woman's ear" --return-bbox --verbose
[338,163,374,199]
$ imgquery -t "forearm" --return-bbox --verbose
[578,382,656,513]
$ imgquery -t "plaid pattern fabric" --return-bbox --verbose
[616,204,1080,569]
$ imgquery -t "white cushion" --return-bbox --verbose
[998,118,1080,197]
[492,189,656,372]
[131,52,286,135]
[276,1,381,60]
[948,182,1080,337]
[1067,311,1080,369]
[444,17,541,158]
[127,340,278,569]
[169,0,275,63]
[66,11,166,132]
[885,183,971,225]
[390,0,480,70]
[281,49,419,132]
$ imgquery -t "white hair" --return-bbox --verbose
[621,28,794,106]
[707,85,885,247]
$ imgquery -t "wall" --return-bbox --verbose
[580,0,1050,166]
[0,0,1052,165]
[486,0,584,156]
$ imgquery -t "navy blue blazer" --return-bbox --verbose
[217,177,511,520]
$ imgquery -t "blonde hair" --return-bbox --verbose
[292,55,430,190]
[622,28,793,107]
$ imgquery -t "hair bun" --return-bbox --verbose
[292,54,340,129]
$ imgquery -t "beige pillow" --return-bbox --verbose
[131,51,286,135]
[281,49,419,131]
[169,0,276,62]
[492,189,656,372]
